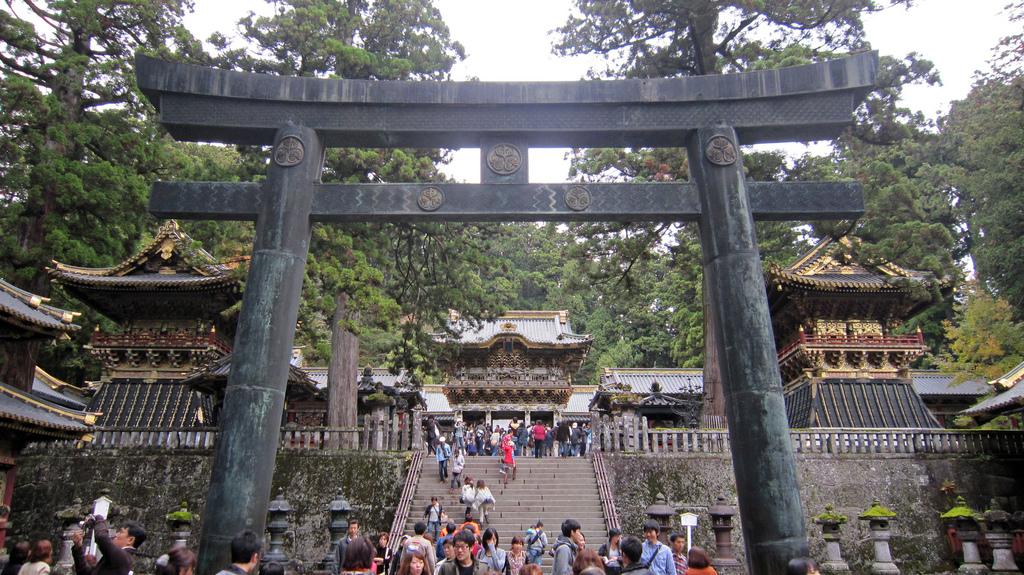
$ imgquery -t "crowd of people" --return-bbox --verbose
[426,418,594,460]
[376,518,823,575]
[0,512,822,575]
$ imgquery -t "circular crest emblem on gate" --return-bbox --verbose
[565,185,592,211]
[273,136,305,167]
[417,186,444,212]
[705,135,737,166]
[486,144,522,175]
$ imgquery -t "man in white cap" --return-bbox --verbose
[436,435,452,482]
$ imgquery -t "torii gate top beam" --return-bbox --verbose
[136,52,877,148]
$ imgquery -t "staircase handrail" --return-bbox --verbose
[592,451,620,532]
[388,449,425,555]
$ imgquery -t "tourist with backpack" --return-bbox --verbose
[450,449,465,491]
[436,437,452,482]
[639,521,675,575]
[552,519,583,575]
[531,422,546,458]
[525,521,547,565]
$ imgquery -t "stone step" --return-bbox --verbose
[409,493,598,501]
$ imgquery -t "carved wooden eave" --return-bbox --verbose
[49,220,242,322]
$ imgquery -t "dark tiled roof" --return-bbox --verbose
[0,278,80,337]
[911,370,990,397]
[183,354,322,399]
[0,383,93,436]
[600,368,704,394]
[785,379,940,428]
[88,380,212,428]
[437,311,591,347]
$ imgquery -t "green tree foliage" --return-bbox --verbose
[554,3,965,367]
[202,0,504,378]
[942,285,1024,380]
[554,0,911,77]
[941,78,1024,315]
[0,0,200,384]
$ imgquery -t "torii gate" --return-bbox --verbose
[136,52,877,575]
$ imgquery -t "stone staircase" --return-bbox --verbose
[404,454,609,574]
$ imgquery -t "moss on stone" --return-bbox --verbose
[940,496,979,520]
[813,504,847,524]
[859,499,897,519]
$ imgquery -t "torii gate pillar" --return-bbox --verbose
[689,126,807,572]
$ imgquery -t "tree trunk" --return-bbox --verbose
[0,340,42,392]
[327,292,359,447]
[701,273,726,427]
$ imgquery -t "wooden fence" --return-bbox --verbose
[592,415,1024,456]
[81,413,416,451]
[53,415,1024,457]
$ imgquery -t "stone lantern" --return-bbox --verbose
[53,498,89,575]
[858,499,900,575]
[165,501,195,549]
[707,495,740,567]
[645,493,675,543]
[941,497,988,575]
[322,489,352,574]
[264,489,293,566]
[814,504,851,575]
[982,500,1020,574]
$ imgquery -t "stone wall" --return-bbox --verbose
[8,447,408,571]
[604,453,1024,574]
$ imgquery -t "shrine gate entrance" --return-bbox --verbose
[136,52,878,575]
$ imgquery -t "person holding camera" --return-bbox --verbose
[71,515,146,575]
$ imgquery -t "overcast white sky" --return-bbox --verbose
[184,0,1017,183]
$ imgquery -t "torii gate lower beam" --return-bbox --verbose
[136,53,878,575]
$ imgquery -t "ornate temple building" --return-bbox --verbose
[49,221,240,428]
[767,237,942,428]
[426,311,593,425]
[0,278,95,544]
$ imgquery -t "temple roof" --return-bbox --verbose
[184,354,322,400]
[767,236,934,292]
[990,360,1024,390]
[32,367,88,410]
[785,379,940,428]
[50,221,241,321]
[421,385,452,413]
[565,388,597,413]
[438,310,592,349]
[0,278,80,339]
[911,370,990,398]
[88,380,212,428]
[961,361,1024,416]
[304,367,410,391]
[599,368,704,394]
[0,381,95,439]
